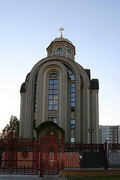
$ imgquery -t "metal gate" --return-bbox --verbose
[40,136,64,176]
[0,138,38,175]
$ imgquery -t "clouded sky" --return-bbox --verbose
[0,0,120,132]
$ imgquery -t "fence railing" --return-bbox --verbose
[0,137,120,175]
[0,138,38,175]
[64,143,120,169]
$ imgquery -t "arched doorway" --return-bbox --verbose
[36,121,65,176]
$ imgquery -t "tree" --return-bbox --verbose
[1,115,20,139]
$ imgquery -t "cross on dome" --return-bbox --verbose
[59,27,64,38]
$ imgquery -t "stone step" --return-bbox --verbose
[44,174,59,178]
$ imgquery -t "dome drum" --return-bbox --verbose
[46,37,76,61]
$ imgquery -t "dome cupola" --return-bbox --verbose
[46,28,76,61]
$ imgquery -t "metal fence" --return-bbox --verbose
[64,143,120,169]
[0,138,38,175]
[0,137,120,175]
[107,144,120,168]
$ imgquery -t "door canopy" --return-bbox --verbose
[36,121,65,139]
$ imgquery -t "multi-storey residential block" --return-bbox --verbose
[99,125,120,144]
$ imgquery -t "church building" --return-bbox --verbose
[19,29,99,144]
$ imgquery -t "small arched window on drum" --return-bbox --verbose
[50,49,53,56]
[57,47,62,56]
[66,49,71,58]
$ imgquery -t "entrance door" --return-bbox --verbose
[40,136,64,176]
[44,144,59,174]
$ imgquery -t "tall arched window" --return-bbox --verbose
[48,73,58,110]
[57,47,62,56]
[67,67,76,110]
[34,73,38,112]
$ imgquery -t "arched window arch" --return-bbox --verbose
[49,73,58,78]
[67,68,75,81]
[57,47,62,56]
[66,49,71,58]
[48,73,58,111]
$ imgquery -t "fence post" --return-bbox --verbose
[104,141,108,169]
[0,149,3,166]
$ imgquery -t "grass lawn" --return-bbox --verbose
[66,176,120,180]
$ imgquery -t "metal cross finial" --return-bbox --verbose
[59,27,64,38]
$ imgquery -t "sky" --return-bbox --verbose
[0,0,120,132]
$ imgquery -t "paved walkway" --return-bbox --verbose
[0,175,67,180]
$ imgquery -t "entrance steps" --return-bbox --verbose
[43,175,66,179]
[44,175,59,178]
